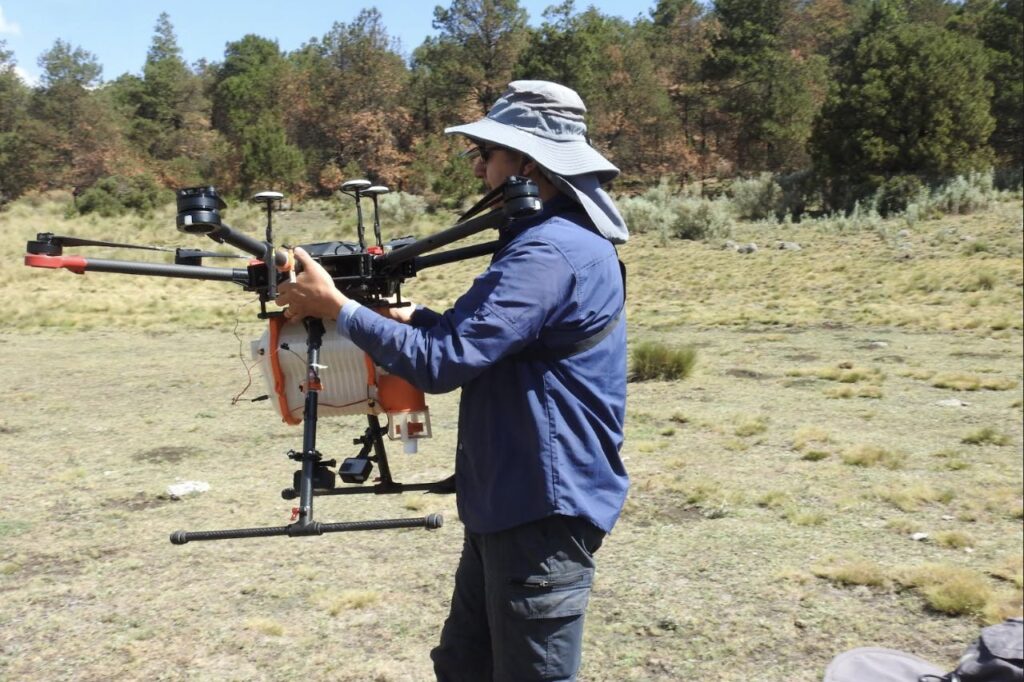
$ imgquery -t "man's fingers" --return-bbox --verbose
[291,247,333,285]
[275,284,292,307]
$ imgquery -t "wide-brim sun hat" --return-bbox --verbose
[445,80,628,243]
[821,647,945,682]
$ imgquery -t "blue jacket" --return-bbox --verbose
[340,195,628,534]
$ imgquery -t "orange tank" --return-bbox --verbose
[252,317,431,452]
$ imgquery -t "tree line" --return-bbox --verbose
[0,0,1020,214]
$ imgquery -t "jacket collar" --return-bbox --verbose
[498,193,591,241]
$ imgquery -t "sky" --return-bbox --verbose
[0,1,654,86]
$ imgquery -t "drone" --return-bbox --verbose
[25,176,542,544]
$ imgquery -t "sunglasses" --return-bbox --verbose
[463,144,501,162]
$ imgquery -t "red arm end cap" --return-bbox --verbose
[25,254,88,274]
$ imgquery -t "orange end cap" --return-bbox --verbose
[25,254,88,274]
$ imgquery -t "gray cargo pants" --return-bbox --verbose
[431,514,605,682]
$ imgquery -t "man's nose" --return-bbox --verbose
[473,159,486,179]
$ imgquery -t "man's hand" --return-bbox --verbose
[275,247,349,321]
[374,302,417,324]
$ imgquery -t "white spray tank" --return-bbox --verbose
[251,316,431,452]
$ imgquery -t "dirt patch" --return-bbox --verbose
[132,446,193,463]
[724,368,771,380]
[104,492,173,512]
[874,355,907,364]
[656,506,710,524]
[785,353,820,362]
[948,351,1005,359]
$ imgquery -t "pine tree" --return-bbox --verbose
[136,14,198,158]
[810,19,995,209]
[287,9,412,190]
[211,35,304,194]
[702,0,826,172]
[26,39,124,190]
[413,0,530,123]
[0,41,34,202]
[954,0,1024,166]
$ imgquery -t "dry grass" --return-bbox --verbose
[931,373,1018,391]
[825,384,884,399]
[812,559,889,587]
[733,415,769,437]
[842,444,906,469]
[935,530,975,549]
[961,426,1012,446]
[1,196,1022,681]
[792,425,833,451]
[991,554,1024,589]
[897,564,994,617]
[886,517,924,535]
[245,617,286,637]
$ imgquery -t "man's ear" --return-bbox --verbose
[519,156,538,177]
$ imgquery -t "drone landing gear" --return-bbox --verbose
[279,415,454,499]
[169,318,446,545]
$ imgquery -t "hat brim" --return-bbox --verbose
[822,647,945,682]
[546,172,628,244]
[446,119,619,185]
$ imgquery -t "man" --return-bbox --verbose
[276,80,629,681]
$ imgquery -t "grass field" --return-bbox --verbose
[1,194,1022,681]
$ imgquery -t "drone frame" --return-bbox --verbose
[24,177,543,544]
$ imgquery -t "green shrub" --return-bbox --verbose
[671,198,733,240]
[377,191,427,231]
[75,183,123,217]
[776,169,817,220]
[729,173,784,220]
[618,194,676,240]
[631,341,697,381]
[76,174,168,217]
[617,180,731,242]
[930,171,994,215]
[874,175,927,217]
[993,166,1023,191]
[811,200,884,233]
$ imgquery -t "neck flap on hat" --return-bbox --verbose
[542,169,629,245]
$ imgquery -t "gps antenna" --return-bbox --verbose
[252,190,284,304]
[341,179,372,250]
[362,185,390,248]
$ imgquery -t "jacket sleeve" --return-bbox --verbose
[345,237,573,394]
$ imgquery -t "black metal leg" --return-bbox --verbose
[169,317,445,545]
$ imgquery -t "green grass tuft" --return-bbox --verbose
[630,341,698,382]
[935,530,974,549]
[921,572,991,616]
[842,444,905,468]
[813,560,888,587]
[961,427,1011,446]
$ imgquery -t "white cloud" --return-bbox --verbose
[0,6,21,35]
[14,65,38,86]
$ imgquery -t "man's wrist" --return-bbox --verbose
[337,299,363,337]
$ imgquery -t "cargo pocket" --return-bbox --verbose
[500,569,594,680]
[506,569,593,620]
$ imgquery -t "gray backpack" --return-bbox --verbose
[823,618,1023,682]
